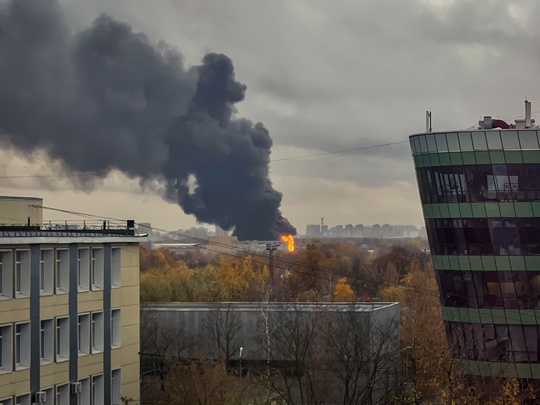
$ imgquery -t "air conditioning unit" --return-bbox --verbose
[34,392,47,404]
[71,382,82,394]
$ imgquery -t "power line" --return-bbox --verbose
[33,205,536,326]
[0,139,408,180]
[271,140,408,162]
[35,204,439,298]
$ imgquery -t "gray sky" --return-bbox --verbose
[3,0,540,233]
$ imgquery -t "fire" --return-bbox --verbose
[280,234,295,252]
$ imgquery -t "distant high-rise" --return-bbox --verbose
[215,225,229,237]
[410,105,540,379]
[306,224,321,237]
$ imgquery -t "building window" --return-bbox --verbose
[0,324,12,372]
[0,397,12,405]
[15,322,29,369]
[56,249,69,293]
[14,250,30,297]
[56,384,69,405]
[40,249,54,295]
[78,378,90,405]
[40,319,54,363]
[91,248,103,290]
[91,375,104,405]
[14,394,29,405]
[56,317,69,361]
[0,251,12,299]
[112,369,121,405]
[40,388,53,405]
[111,309,121,348]
[78,248,90,291]
[111,247,121,288]
[78,314,90,355]
[91,312,103,353]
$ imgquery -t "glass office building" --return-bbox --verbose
[410,116,540,379]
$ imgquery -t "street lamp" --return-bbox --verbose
[239,346,244,377]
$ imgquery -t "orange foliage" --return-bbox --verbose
[333,277,355,302]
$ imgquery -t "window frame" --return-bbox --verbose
[112,369,122,405]
[55,383,70,405]
[40,249,54,296]
[56,317,69,361]
[40,318,54,363]
[111,247,121,288]
[0,324,12,372]
[78,313,90,356]
[14,250,30,297]
[78,377,91,405]
[91,374,104,405]
[111,309,121,348]
[78,248,90,291]
[91,247,104,290]
[14,394,30,405]
[91,312,104,353]
[0,250,12,299]
[14,322,30,370]
[55,249,69,294]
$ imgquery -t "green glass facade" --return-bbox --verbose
[411,129,540,378]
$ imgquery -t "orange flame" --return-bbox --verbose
[280,234,295,252]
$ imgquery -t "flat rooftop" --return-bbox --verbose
[144,302,399,313]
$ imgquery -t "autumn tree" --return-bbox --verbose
[333,277,355,302]
[142,355,265,405]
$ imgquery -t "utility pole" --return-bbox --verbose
[266,242,280,284]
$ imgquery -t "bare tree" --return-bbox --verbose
[264,303,331,405]
[202,303,243,364]
[323,306,400,405]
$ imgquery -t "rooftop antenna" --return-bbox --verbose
[525,98,532,128]
[426,109,432,132]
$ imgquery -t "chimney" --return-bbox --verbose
[525,100,532,128]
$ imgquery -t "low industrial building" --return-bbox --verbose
[141,301,400,403]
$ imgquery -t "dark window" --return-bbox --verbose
[417,163,540,203]
[445,321,540,362]
[438,270,540,310]
[426,217,540,256]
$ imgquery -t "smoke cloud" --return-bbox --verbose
[0,0,296,240]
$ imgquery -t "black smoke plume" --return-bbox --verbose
[0,0,296,240]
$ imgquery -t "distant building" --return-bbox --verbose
[372,224,382,238]
[233,239,289,254]
[353,224,364,237]
[306,224,321,237]
[304,221,422,239]
[214,225,229,237]
[0,197,146,404]
[382,224,393,238]
[321,224,328,237]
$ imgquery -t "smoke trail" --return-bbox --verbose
[0,0,296,240]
